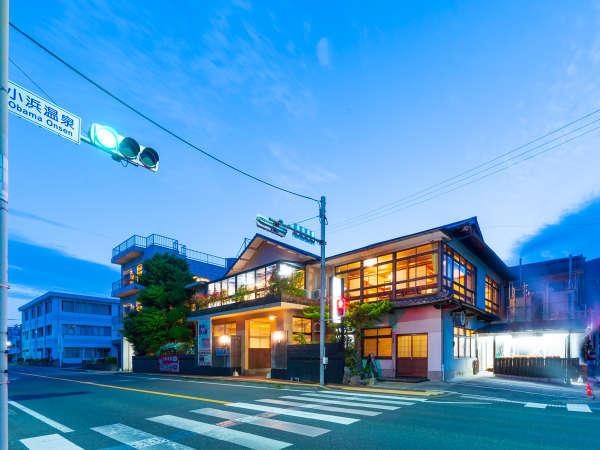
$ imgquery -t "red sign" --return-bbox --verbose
[158,354,179,373]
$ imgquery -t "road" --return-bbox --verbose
[7,365,599,449]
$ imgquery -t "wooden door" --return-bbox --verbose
[396,333,428,377]
[248,320,271,369]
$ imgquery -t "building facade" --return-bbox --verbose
[7,324,22,362]
[111,233,232,370]
[189,217,512,381]
[19,292,120,367]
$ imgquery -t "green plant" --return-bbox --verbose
[292,333,307,344]
[268,272,306,297]
[104,356,117,365]
[231,286,252,303]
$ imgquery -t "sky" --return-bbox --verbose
[6,0,600,322]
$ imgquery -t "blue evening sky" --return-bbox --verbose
[7,0,600,322]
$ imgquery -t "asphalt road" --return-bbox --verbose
[7,365,600,449]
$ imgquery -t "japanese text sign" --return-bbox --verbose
[5,81,81,144]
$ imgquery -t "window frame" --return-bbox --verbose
[442,244,477,305]
[362,327,393,359]
[485,276,500,314]
[453,326,476,359]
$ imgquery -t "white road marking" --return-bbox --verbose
[192,407,329,437]
[280,395,399,410]
[258,398,380,416]
[8,400,74,433]
[566,404,592,413]
[524,403,547,409]
[318,390,428,402]
[20,434,82,450]
[92,423,193,449]
[226,402,359,425]
[301,392,415,406]
[148,414,291,450]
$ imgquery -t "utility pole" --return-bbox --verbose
[0,0,9,448]
[319,196,326,386]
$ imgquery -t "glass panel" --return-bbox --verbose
[336,264,347,274]
[265,265,276,284]
[348,261,361,270]
[256,268,266,289]
[293,317,311,333]
[249,321,271,348]
[364,329,378,337]
[378,337,392,357]
[348,269,361,291]
[246,271,255,291]
[397,335,412,357]
[378,253,393,263]
[363,338,377,357]
[412,334,428,358]
[377,263,393,285]
[236,273,246,290]
[378,328,392,336]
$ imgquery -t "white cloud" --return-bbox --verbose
[9,284,45,300]
[316,38,331,67]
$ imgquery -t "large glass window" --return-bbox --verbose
[485,277,500,314]
[442,244,476,304]
[362,328,392,358]
[249,321,271,348]
[292,317,311,340]
[62,301,111,315]
[213,322,236,337]
[454,327,476,359]
[395,244,438,298]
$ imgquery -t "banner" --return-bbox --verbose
[197,318,212,366]
[158,354,179,373]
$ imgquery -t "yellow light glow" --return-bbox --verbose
[269,315,276,321]
[364,258,377,267]
[218,335,231,345]
[273,331,283,343]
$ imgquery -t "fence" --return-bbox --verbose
[271,343,345,384]
[494,356,580,380]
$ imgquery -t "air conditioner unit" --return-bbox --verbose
[311,289,321,299]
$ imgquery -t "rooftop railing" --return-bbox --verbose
[112,233,227,267]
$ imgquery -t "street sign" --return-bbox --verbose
[5,80,81,144]
[256,214,288,238]
[291,223,316,245]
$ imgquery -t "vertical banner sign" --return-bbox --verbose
[331,276,343,324]
[5,81,81,144]
[197,318,212,366]
[158,354,179,373]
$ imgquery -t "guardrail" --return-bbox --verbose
[112,233,227,267]
[112,274,141,292]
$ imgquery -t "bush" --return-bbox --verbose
[104,356,117,365]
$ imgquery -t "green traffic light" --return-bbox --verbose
[90,123,119,151]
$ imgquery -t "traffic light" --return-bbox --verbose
[89,123,159,172]
[336,295,347,318]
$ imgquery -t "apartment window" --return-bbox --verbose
[23,331,28,340]
[31,307,36,319]
[395,244,438,298]
[485,277,500,314]
[62,325,111,336]
[45,325,52,336]
[454,327,476,359]
[37,305,42,316]
[45,301,52,314]
[335,261,361,301]
[292,317,311,340]
[136,264,143,276]
[213,323,236,337]
[63,348,80,358]
[62,301,111,315]
[24,310,29,321]
[442,244,476,304]
[363,255,393,303]
[37,327,43,337]
[362,327,392,358]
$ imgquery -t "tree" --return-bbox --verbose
[122,253,195,355]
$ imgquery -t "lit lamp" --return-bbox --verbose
[218,335,231,345]
[269,315,276,321]
[272,331,283,343]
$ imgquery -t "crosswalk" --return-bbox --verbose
[16,389,596,449]
[18,390,413,449]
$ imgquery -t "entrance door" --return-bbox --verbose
[396,333,428,377]
[248,319,271,370]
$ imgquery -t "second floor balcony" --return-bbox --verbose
[112,274,143,298]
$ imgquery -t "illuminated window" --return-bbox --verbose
[249,321,271,348]
[395,245,438,298]
[454,327,475,359]
[292,317,311,334]
[213,322,236,337]
[485,277,500,314]
[136,264,143,276]
[362,328,392,358]
[442,245,476,304]
[396,334,428,358]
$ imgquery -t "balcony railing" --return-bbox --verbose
[112,274,141,292]
[112,233,227,267]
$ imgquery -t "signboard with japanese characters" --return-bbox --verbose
[5,80,81,144]
[197,318,212,367]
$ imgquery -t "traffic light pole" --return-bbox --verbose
[319,196,326,386]
[0,1,9,448]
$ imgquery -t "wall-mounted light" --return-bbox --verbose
[273,331,283,343]
[269,315,276,321]
[218,335,231,345]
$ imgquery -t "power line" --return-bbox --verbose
[333,109,600,230]
[331,123,600,232]
[9,22,319,204]
[9,57,55,103]
[332,115,600,230]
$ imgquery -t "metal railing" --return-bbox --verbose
[112,233,227,267]
[112,274,141,292]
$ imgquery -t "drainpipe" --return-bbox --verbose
[441,310,445,382]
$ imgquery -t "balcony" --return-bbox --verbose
[112,275,143,298]
[111,233,228,267]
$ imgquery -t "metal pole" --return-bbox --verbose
[0,0,9,447]
[319,196,326,386]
